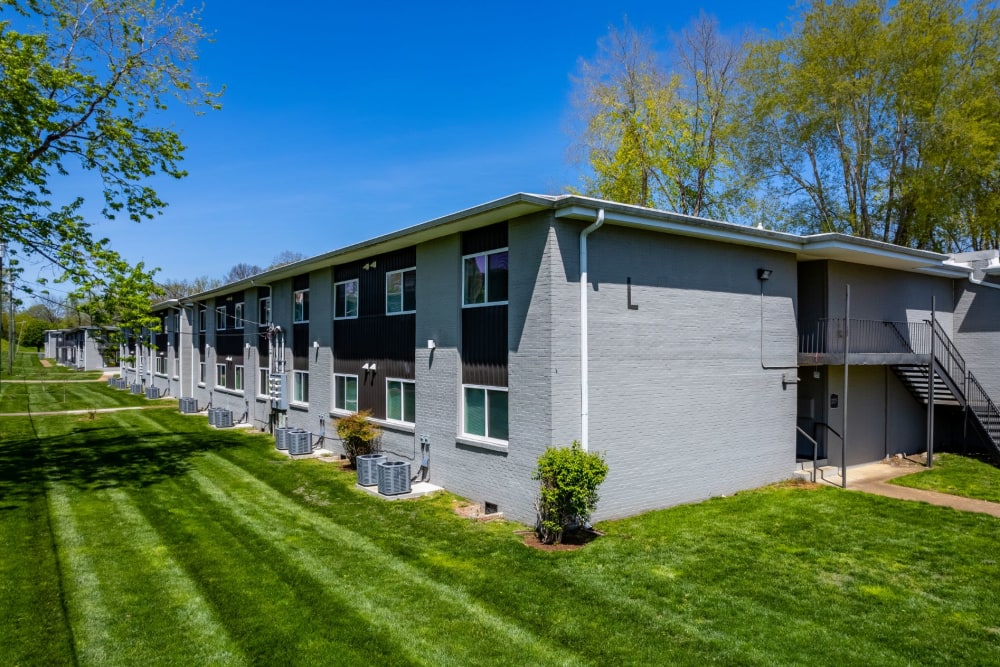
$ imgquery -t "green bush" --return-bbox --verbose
[533,441,609,545]
[335,410,381,466]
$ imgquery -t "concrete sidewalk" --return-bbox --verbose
[820,460,1000,518]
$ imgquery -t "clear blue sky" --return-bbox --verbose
[77,0,794,285]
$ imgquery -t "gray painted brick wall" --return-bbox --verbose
[954,282,1000,401]
[580,226,798,520]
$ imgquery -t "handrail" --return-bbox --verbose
[814,421,842,443]
[796,426,819,482]
[799,318,930,355]
[966,370,1000,460]
[930,319,966,396]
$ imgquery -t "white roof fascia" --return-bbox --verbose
[553,203,805,252]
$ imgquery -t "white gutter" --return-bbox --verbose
[579,208,605,452]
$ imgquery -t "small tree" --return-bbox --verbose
[533,441,609,545]
[335,411,381,467]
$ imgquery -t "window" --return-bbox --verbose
[174,358,180,378]
[259,296,271,326]
[293,289,309,323]
[386,268,416,315]
[334,374,358,412]
[258,368,269,397]
[216,306,227,331]
[386,379,415,424]
[463,385,508,441]
[216,363,227,388]
[334,279,358,319]
[293,370,309,404]
[199,362,206,384]
[234,365,244,392]
[234,302,244,329]
[198,307,206,332]
[155,355,166,375]
[463,249,508,306]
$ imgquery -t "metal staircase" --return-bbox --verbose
[893,320,1000,461]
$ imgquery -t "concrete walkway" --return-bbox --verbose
[0,405,173,417]
[820,460,1000,518]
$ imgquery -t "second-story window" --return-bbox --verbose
[386,268,416,315]
[234,302,244,329]
[216,306,226,331]
[293,289,309,323]
[259,296,271,326]
[463,249,508,307]
[335,279,358,319]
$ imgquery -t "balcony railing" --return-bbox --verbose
[799,318,931,357]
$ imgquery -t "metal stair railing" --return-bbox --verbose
[966,371,1000,459]
[930,319,966,400]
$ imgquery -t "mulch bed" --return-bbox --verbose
[516,528,603,552]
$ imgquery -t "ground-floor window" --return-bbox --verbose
[234,365,244,392]
[334,374,358,412]
[462,385,508,441]
[386,379,415,424]
[173,357,180,379]
[199,362,206,385]
[258,368,269,397]
[293,370,309,405]
[155,355,166,375]
[216,363,227,388]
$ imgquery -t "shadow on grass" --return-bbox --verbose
[0,415,242,509]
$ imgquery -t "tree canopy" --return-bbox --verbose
[0,0,219,332]
[571,1,1000,251]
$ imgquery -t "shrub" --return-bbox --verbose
[533,441,609,545]
[335,411,381,466]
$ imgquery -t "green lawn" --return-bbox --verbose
[0,345,105,381]
[0,379,155,413]
[891,452,1000,503]
[2,408,999,665]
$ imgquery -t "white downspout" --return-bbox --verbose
[580,208,605,452]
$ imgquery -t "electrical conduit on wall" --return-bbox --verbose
[579,208,604,452]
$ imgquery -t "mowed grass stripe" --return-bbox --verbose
[48,481,245,666]
[192,453,585,667]
[103,487,247,665]
[130,472,413,665]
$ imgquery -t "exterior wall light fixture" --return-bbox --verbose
[757,268,773,281]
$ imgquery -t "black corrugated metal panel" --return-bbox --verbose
[462,221,508,255]
[461,305,507,386]
[292,322,309,370]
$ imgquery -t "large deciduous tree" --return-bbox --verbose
[742,0,1000,250]
[0,0,220,332]
[570,16,746,219]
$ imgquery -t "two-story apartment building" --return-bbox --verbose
[121,193,1000,524]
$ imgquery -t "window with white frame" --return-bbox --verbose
[217,306,227,331]
[174,358,180,379]
[293,289,309,323]
[234,365,244,391]
[155,355,166,375]
[258,368,269,397]
[334,374,358,412]
[386,379,415,424]
[386,268,416,315]
[463,249,508,306]
[235,302,244,329]
[293,370,309,404]
[199,362,206,384]
[199,307,206,332]
[462,385,508,441]
[259,296,271,326]
[216,363,227,388]
[334,279,358,319]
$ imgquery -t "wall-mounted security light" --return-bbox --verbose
[361,363,370,371]
[225,356,233,362]
[363,261,378,270]
[757,268,773,281]
[427,339,436,349]
[245,342,252,349]
[312,341,320,349]
[368,363,377,372]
